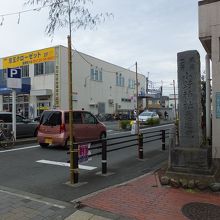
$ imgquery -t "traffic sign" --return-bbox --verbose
[7,68,21,78]
[7,68,22,89]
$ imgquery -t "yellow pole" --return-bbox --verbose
[68,35,75,184]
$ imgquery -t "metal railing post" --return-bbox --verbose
[162,130,165,151]
[138,133,143,159]
[102,139,107,174]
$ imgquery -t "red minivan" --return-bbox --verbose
[37,110,106,147]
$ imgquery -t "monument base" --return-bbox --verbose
[169,146,213,175]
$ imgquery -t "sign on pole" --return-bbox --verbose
[78,143,91,163]
[6,68,21,141]
[7,68,22,89]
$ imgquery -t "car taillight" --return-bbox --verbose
[60,124,65,133]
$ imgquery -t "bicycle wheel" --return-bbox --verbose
[3,135,15,149]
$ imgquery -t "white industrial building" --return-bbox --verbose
[0,45,147,118]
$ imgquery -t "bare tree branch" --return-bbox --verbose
[23,0,112,37]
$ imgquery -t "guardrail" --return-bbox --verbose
[67,129,170,183]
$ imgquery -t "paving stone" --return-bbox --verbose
[24,201,45,210]
[29,215,45,220]
[65,210,94,220]
[40,209,56,217]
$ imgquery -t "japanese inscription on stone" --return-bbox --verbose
[177,50,202,148]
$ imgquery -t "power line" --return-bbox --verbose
[0,4,51,25]
[72,45,137,75]
[0,1,67,25]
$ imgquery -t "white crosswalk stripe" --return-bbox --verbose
[36,159,97,170]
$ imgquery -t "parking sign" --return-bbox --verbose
[7,68,22,89]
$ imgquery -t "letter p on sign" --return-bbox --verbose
[8,68,21,78]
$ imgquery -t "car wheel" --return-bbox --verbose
[40,143,49,148]
[100,132,106,140]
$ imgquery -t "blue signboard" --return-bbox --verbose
[0,69,31,94]
[7,68,22,89]
[216,92,220,119]
[7,68,21,79]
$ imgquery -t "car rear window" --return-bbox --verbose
[40,111,62,126]
[140,112,153,116]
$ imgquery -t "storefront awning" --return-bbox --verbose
[30,89,52,96]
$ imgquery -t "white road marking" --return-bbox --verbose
[0,145,40,153]
[37,159,97,171]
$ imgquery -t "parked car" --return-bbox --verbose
[37,110,107,147]
[0,112,39,138]
[138,111,159,124]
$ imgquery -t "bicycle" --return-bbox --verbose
[0,122,15,149]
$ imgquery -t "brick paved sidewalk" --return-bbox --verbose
[81,173,220,220]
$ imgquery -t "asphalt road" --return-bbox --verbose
[0,124,172,203]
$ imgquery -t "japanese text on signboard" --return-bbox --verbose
[3,47,55,69]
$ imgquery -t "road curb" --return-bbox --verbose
[15,138,37,146]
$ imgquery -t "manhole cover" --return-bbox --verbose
[182,202,220,220]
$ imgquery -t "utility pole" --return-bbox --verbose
[67,0,78,184]
[173,80,177,120]
[136,62,143,159]
[160,80,163,107]
[136,62,140,135]
[146,72,149,109]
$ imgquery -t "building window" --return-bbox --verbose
[45,61,55,74]
[34,61,55,76]
[128,79,135,89]
[99,69,102,81]
[3,94,29,118]
[34,63,44,76]
[90,68,94,79]
[116,72,125,87]
[90,67,102,81]
[95,69,98,80]
[20,65,29,77]
[116,73,119,86]
[121,98,131,102]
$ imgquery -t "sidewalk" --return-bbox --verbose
[66,172,220,220]
[1,170,220,219]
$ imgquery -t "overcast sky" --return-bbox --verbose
[0,0,205,94]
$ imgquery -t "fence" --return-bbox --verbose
[67,129,170,183]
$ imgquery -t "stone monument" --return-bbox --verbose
[169,50,212,175]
